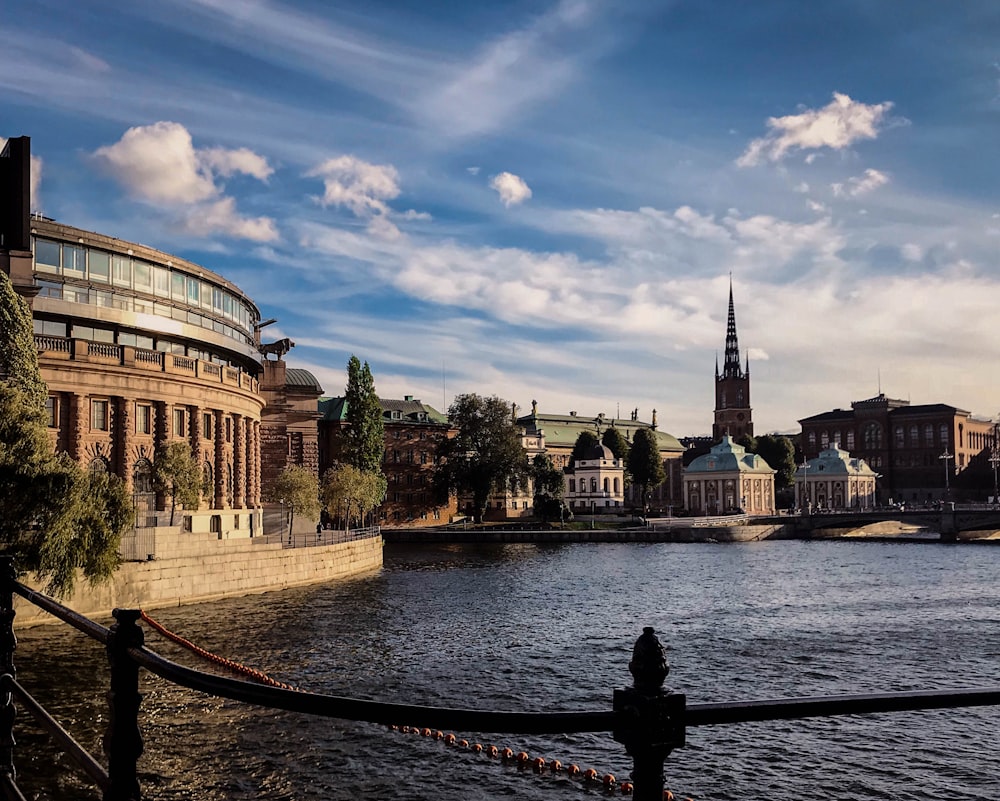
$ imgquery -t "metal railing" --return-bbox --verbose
[1,556,999,801]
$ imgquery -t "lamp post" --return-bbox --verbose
[990,448,1000,506]
[939,450,953,500]
[799,459,810,514]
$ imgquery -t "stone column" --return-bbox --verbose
[251,420,262,506]
[114,396,133,493]
[69,393,87,463]
[153,401,169,512]
[214,410,226,509]
[233,414,246,509]
[190,405,203,461]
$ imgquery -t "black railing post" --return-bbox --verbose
[104,608,144,801]
[0,556,16,784]
[613,627,686,801]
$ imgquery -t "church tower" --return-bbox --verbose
[712,281,753,441]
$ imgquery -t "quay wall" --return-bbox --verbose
[15,529,383,628]
[384,524,794,544]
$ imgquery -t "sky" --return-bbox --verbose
[4,0,1000,437]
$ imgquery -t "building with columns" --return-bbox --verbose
[682,436,775,515]
[10,202,267,537]
[794,444,877,511]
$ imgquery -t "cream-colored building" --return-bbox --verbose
[683,436,775,515]
[565,441,626,515]
[795,444,878,511]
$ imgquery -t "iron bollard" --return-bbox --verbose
[0,556,16,783]
[613,627,686,801]
[104,608,145,801]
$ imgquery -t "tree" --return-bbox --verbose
[626,428,666,512]
[570,431,600,466]
[154,442,203,526]
[530,453,565,523]
[753,434,797,491]
[601,426,630,462]
[0,271,131,596]
[268,464,320,535]
[321,465,387,529]
[343,356,385,473]
[434,394,528,522]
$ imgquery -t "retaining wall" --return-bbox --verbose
[15,529,383,628]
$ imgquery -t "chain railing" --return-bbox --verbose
[2,555,1000,801]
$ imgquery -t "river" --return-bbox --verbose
[12,540,1000,800]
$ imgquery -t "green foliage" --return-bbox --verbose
[321,465,387,528]
[0,271,46,409]
[570,431,600,466]
[0,270,131,596]
[268,464,320,534]
[154,442,203,525]
[530,453,565,522]
[435,394,528,522]
[755,434,797,491]
[343,356,385,474]
[626,428,666,510]
[601,426,630,461]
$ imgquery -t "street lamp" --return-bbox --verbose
[799,459,810,514]
[990,448,1000,506]
[939,450,953,500]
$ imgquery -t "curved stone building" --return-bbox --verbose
[29,216,265,536]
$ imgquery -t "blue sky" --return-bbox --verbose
[4,0,1000,436]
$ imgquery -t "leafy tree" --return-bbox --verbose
[268,464,320,535]
[321,465,387,529]
[434,394,528,522]
[626,428,666,512]
[601,426,630,461]
[343,356,385,474]
[0,271,131,596]
[754,434,797,491]
[154,442,203,526]
[570,431,600,466]
[530,453,565,522]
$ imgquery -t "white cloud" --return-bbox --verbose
[466,166,481,176]
[490,171,533,207]
[793,182,810,193]
[832,168,890,197]
[180,197,278,242]
[69,46,111,73]
[900,243,923,261]
[807,199,827,214]
[307,155,400,216]
[92,122,277,241]
[737,92,893,167]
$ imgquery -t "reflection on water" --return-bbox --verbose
[12,541,1000,800]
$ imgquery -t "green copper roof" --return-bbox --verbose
[685,435,775,475]
[795,445,877,477]
[517,412,684,452]
[319,396,449,425]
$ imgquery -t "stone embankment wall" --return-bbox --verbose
[15,528,383,628]
[384,524,794,544]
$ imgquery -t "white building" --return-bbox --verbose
[795,444,878,511]
[565,442,625,515]
[682,436,775,515]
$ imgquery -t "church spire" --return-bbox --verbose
[723,278,743,379]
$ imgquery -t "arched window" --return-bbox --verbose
[832,431,841,448]
[614,478,620,493]
[568,478,576,493]
[895,426,904,448]
[821,431,830,448]
[924,424,934,447]
[909,425,918,446]
[864,423,882,450]
[940,425,949,446]
[603,477,610,493]
[88,457,109,476]
[846,430,855,450]
[132,458,154,493]
[590,477,598,493]
[808,432,816,448]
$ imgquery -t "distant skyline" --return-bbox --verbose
[4,0,1000,436]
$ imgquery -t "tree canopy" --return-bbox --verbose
[530,453,565,523]
[0,271,131,596]
[626,427,666,511]
[601,426,630,462]
[434,394,528,522]
[321,464,387,529]
[154,441,203,525]
[342,356,385,474]
[569,430,600,466]
[739,434,797,491]
[267,464,320,535]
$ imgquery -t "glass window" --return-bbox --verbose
[63,245,85,275]
[171,272,186,301]
[201,281,213,311]
[924,424,934,447]
[93,289,114,308]
[895,426,904,448]
[36,281,62,299]
[72,325,94,340]
[136,404,152,435]
[133,261,152,292]
[820,431,829,448]
[91,399,109,431]
[134,297,154,315]
[112,254,131,287]
[35,319,66,336]
[34,239,61,271]
[186,276,200,305]
[171,307,187,322]
[92,327,114,343]
[153,266,170,297]
[45,396,58,428]
[909,425,918,445]
[940,425,949,446]
[203,413,212,439]
[223,293,233,319]
[119,332,137,346]
[173,408,187,436]
[135,334,153,350]
[213,287,224,312]
[89,250,110,282]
